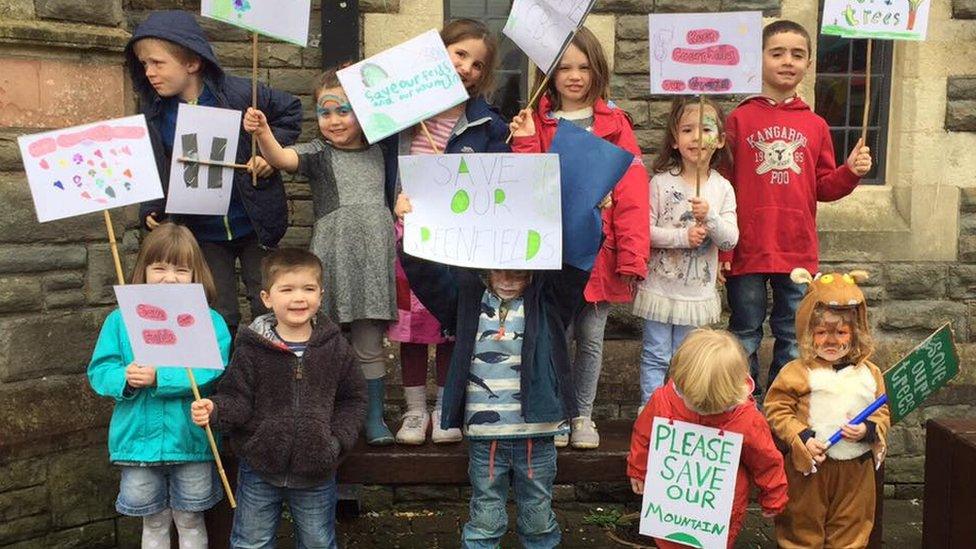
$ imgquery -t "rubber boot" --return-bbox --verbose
[365,377,394,446]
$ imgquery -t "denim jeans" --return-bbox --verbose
[639,320,695,404]
[567,302,611,418]
[116,462,223,516]
[231,461,338,549]
[726,273,805,391]
[461,438,560,549]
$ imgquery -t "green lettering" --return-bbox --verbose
[654,422,673,451]
[661,454,678,481]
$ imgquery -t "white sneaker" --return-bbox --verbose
[395,410,429,445]
[554,420,570,448]
[431,409,462,443]
[570,417,600,449]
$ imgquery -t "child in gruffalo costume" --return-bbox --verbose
[764,268,890,549]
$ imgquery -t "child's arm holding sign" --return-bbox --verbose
[244,108,300,173]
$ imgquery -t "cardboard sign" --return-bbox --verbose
[884,323,960,423]
[165,104,243,216]
[114,284,224,370]
[822,0,931,41]
[648,12,763,95]
[640,418,743,549]
[400,153,562,269]
[338,30,469,144]
[17,115,163,223]
[201,0,311,46]
[503,0,596,72]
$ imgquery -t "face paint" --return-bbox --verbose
[316,94,354,118]
[812,310,854,363]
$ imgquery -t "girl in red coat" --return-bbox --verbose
[627,329,788,548]
[510,27,650,449]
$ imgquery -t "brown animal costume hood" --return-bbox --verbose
[792,268,873,367]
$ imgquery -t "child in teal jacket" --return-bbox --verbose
[88,223,231,548]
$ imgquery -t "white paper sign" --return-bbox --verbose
[503,0,595,72]
[338,30,469,144]
[114,284,224,370]
[822,0,930,41]
[201,0,311,46]
[649,12,763,95]
[400,153,562,270]
[17,115,163,223]
[640,418,743,549]
[165,104,243,216]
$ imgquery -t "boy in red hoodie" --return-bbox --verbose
[720,20,873,392]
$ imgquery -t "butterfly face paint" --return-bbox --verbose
[315,88,363,150]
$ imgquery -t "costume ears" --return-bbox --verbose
[791,267,814,285]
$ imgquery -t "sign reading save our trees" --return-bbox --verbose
[821,0,931,41]
[884,323,959,423]
[640,418,743,549]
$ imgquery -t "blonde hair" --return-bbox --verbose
[131,223,217,304]
[669,329,750,415]
[799,305,874,365]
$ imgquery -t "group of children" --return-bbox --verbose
[86,9,886,549]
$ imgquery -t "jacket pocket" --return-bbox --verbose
[240,416,292,474]
[738,206,812,257]
[290,414,338,477]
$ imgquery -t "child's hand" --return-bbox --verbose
[762,509,780,518]
[630,478,645,495]
[717,261,731,284]
[394,193,412,219]
[805,437,827,464]
[509,108,536,137]
[598,192,613,210]
[247,155,274,178]
[687,225,707,247]
[191,398,214,427]
[125,363,157,388]
[689,197,709,222]
[145,212,161,230]
[243,107,270,136]
[846,138,872,177]
[841,422,867,442]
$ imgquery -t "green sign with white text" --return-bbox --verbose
[883,323,960,424]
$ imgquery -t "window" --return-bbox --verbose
[445,0,528,119]
[813,24,893,184]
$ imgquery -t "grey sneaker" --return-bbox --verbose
[395,410,429,445]
[570,417,600,449]
[554,421,570,447]
[431,409,462,444]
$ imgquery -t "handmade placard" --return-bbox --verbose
[822,0,931,41]
[400,153,562,269]
[337,30,469,144]
[503,0,596,73]
[201,0,311,46]
[165,104,243,216]
[17,115,163,223]
[884,323,959,423]
[648,11,763,95]
[114,284,224,370]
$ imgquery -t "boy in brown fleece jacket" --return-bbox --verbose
[192,248,366,548]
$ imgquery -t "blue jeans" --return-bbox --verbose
[462,438,560,548]
[726,274,805,391]
[231,461,338,549]
[639,320,695,404]
[116,462,223,516]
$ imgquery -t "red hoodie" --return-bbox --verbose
[720,96,860,276]
[627,381,788,548]
[512,95,650,303]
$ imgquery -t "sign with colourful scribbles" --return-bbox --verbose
[822,0,931,41]
[115,284,224,370]
[503,0,595,73]
[640,418,743,549]
[337,30,469,144]
[201,0,311,46]
[883,323,959,423]
[17,115,163,223]
[648,11,763,95]
[399,153,562,270]
[165,104,243,216]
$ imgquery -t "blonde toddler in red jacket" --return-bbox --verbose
[627,329,788,548]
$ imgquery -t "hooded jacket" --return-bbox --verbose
[125,11,303,247]
[720,96,860,276]
[511,95,650,303]
[208,314,367,483]
[764,269,889,475]
[627,380,788,548]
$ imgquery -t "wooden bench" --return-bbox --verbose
[923,418,976,547]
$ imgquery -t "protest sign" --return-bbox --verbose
[166,104,243,216]
[503,0,595,73]
[338,30,469,144]
[648,12,763,95]
[201,0,311,46]
[640,418,743,549]
[400,153,561,269]
[822,0,931,41]
[114,284,224,370]
[548,120,634,271]
[884,323,959,423]
[17,115,162,223]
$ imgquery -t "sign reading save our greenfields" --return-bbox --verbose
[640,418,743,549]
[821,0,931,41]
[883,323,960,424]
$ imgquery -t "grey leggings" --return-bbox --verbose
[566,302,611,419]
[349,319,388,380]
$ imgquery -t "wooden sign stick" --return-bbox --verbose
[178,157,250,170]
[860,38,873,145]
[505,72,553,145]
[696,94,705,197]
[250,32,259,187]
[103,210,125,285]
[419,121,441,154]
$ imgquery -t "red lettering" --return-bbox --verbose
[177,313,195,327]
[142,329,177,345]
[672,45,740,66]
[136,303,168,322]
[661,79,687,92]
[686,28,720,44]
[688,77,733,92]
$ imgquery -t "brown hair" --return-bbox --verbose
[441,18,498,98]
[539,26,610,112]
[651,97,731,175]
[133,37,203,68]
[762,19,812,53]
[131,222,217,304]
[799,305,874,366]
[261,248,323,291]
[313,67,342,99]
[669,329,751,415]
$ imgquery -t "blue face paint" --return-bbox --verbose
[316,94,354,118]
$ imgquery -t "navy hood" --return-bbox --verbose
[125,11,225,107]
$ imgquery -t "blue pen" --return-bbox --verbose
[825,394,888,448]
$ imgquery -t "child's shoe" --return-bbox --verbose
[395,410,430,445]
[554,420,570,447]
[365,378,394,446]
[570,417,600,449]
[431,409,462,443]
